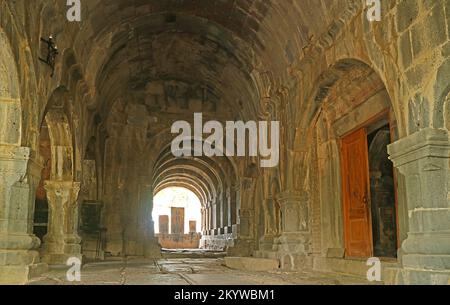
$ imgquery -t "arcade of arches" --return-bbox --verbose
[1,0,450,285]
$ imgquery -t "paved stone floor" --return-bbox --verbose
[28,257,376,285]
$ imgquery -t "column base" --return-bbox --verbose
[396,268,450,285]
[144,237,162,259]
[41,253,82,265]
[254,233,312,270]
[259,235,276,251]
[274,233,312,271]
[41,243,82,265]
[227,239,255,257]
[0,263,48,285]
[0,250,48,284]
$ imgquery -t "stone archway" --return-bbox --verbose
[151,138,239,252]
[305,59,403,261]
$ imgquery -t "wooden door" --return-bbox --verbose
[341,129,373,258]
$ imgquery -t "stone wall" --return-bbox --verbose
[1,0,450,284]
[157,233,201,249]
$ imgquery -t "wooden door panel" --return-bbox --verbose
[341,129,373,258]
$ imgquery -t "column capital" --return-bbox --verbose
[43,180,81,210]
[275,190,309,233]
[240,177,255,190]
[44,180,81,192]
[276,190,308,206]
[388,128,450,169]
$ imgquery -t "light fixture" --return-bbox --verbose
[39,35,59,77]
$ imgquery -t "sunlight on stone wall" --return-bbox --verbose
[153,187,201,234]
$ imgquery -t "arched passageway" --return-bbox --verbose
[153,187,202,249]
[1,1,450,285]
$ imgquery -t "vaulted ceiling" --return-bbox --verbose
[62,0,356,121]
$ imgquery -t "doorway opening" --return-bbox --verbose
[368,124,397,258]
[152,187,202,249]
[341,118,398,259]
[33,123,50,244]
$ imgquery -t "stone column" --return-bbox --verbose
[227,179,256,257]
[215,197,221,234]
[201,208,206,234]
[212,201,217,234]
[0,145,47,284]
[41,181,82,264]
[222,190,229,232]
[205,205,210,234]
[138,183,161,258]
[274,191,312,270]
[388,128,450,284]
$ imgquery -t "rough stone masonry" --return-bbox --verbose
[0,0,449,285]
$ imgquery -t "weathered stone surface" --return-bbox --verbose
[0,145,47,284]
[1,0,450,285]
[41,181,82,265]
[157,233,201,249]
[225,257,280,272]
[159,215,169,234]
[171,207,185,235]
[388,128,450,284]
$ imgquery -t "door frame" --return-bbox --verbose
[339,109,399,258]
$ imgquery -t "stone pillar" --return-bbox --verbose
[0,146,47,283]
[137,183,161,258]
[41,181,81,264]
[274,191,312,270]
[201,208,206,234]
[222,190,229,231]
[208,204,212,234]
[215,197,221,234]
[388,128,450,284]
[211,198,220,235]
[230,186,238,226]
[227,179,256,257]
[205,205,210,234]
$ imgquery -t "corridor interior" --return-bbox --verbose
[1,1,450,285]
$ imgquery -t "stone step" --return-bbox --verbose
[313,256,400,283]
[224,257,280,272]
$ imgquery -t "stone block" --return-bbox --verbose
[224,257,279,272]
[0,263,47,285]
[189,220,197,233]
[171,207,185,235]
[159,215,169,234]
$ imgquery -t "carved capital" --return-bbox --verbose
[44,181,81,208]
[276,190,308,207]
[388,128,450,171]
[276,190,309,233]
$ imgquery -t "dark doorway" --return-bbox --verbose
[367,124,398,258]
[33,124,51,244]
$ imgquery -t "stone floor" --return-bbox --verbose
[28,257,377,285]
